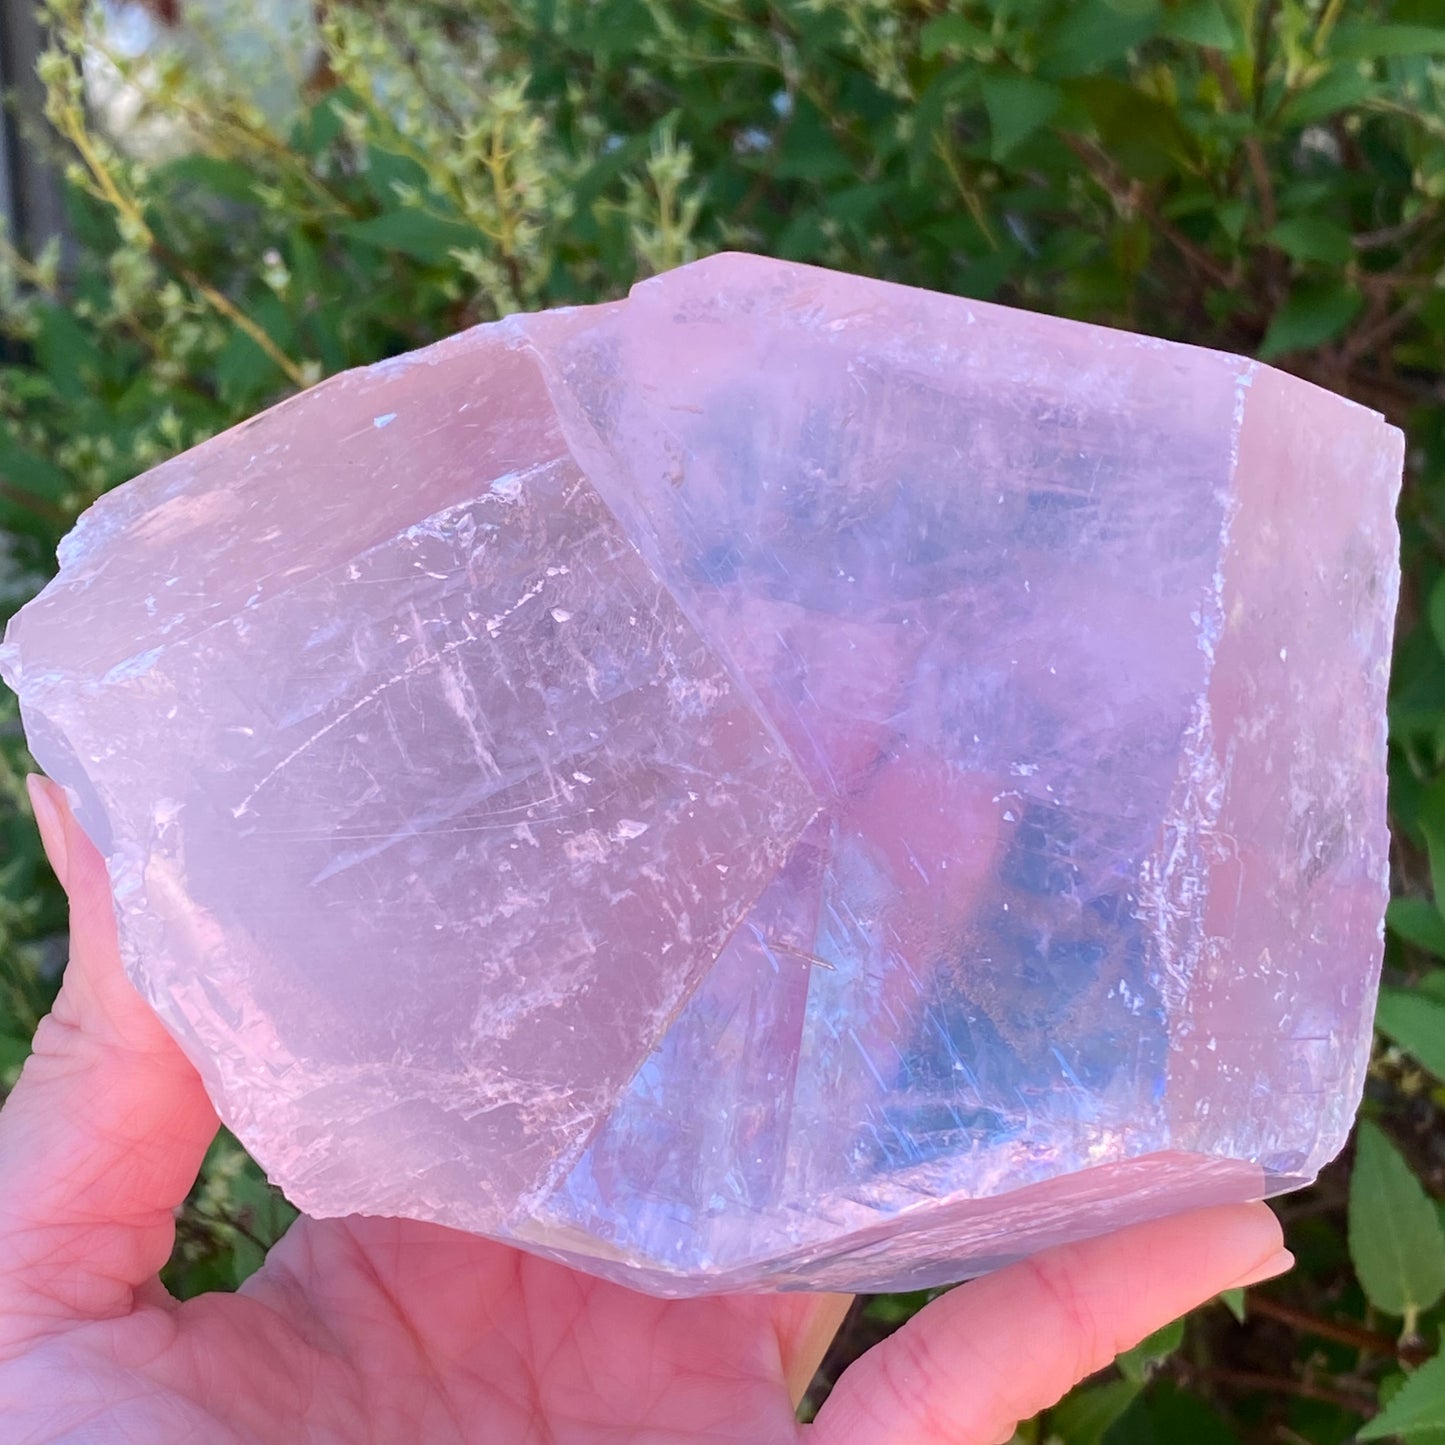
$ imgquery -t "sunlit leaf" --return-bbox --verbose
[981,74,1063,160]
[1348,1122,1445,1319]
[1360,1353,1445,1440]
[1038,4,1159,78]
[1159,0,1236,51]
[920,15,991,59]
[1258,282,1363,359]
[341,210,482,265]
[1331,22,1445,59]
[1268,216,1355,266]
[1388,899,1445,957]
[1377,988,1445,1079]
[1047,1379,1142,1445]
[1116,1314,1185,1383]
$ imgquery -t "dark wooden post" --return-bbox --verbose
[0,2,70,256]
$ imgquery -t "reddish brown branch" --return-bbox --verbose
[1203,51,1278,233]
[1185,1365,1376,1416]
[1245,1294,1433,1367]
[1061,135,1235,292]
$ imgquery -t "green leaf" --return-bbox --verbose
[1116,1314,1185,1383]
[341,209,482,264]
[1377,1374,1445,1445]
[291,89,349,154]
[0,1031,31,1086]
[1268,216,1355,266]
[31,304,103,400]
[1392,636,1445,749]
[1280,65,1382,126]
[828,183,893,227]
[1048,1379,1143,1445]
[1218,1286,1247,1323]
[221,1150,298,1287]
[919,15,991,59]
[1424,799,1445,918]
[1102,1400,1155,1445]
[1038,3,1159,79]
[213,295,295,405]
[1389,898,1445,958]
[1348,1121,1445,1318]
[1067,75,1194,178]
[153,154,260,205]
[864,1289,937,1326]
[1377,988,1445,1079]
[1257,282,1363,359]
[1427,574,1445,658]
[766,99,857,182]
[1159,0,1236,50]
[1215,197,1248,241]
[1360,1352,1445,1439]
[954,245,1018,301]
[360,144,430,207]
[1142,1382,1238,1445]
[907,67,976,180]
[980,73,1063,161]
[1331,22,1445,60]
[981,74,1063,160]
[0,435,70,503]
[213,332,281,405]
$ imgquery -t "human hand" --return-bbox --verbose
[0,775,1291,1444]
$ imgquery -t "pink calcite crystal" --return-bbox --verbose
[0,254,1403,1296]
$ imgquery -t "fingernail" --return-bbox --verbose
[25,773,69,890]
[1227,1247,1294,1290]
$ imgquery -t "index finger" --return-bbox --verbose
[0,778,219,1343]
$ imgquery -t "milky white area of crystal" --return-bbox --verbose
[0,253,1403,1296]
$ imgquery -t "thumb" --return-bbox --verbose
[0,777,218,1339]
[811,1201,1289,1445]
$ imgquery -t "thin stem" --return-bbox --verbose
[1342,290,1427,370]
[483,121,527,306]
[1314,0,1347,55]
[57,109,308,389]
[1204,51,1278,232]
[1252,0,1280,120]
[934,132,998,250]
[1184,1365,1375,1416]
[1245,1293,1433,1366]
[82,31,356,220]
[1366,96,1445,144]
[1062,135,1235,291]
[1354,213,1438,251]
[0,482,68,527]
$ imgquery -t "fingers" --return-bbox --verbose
[0,777,219,1337]
[811,1201,1289,1445]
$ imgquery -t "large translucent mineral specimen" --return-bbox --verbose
[0,254,1402,1296]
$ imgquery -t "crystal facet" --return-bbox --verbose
[0,254,1403,1295]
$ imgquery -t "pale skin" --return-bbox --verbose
[0,775,1293,1444]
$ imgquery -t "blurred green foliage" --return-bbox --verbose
[4,0,1445,1437]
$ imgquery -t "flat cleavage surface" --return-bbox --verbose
[9,339,816,1230]
[512,254,1400,1291]
[521,260,1229,1277]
